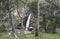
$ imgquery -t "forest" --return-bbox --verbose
[0,0,60,39]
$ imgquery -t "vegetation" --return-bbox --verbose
[0,0,60,39]
[0,36,11,39]
[0,33,60,39]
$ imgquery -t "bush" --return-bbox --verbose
[55,28,60,34]
[0,24,7,32]
[40,28,45,33]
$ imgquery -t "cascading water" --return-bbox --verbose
[25,13,31,31]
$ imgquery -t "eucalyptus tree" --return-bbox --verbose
[34,0,40,36]
[5,0,18,38]
[28,0,60,33]
[44,0,60,33]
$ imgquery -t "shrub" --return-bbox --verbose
[0,24,7,32]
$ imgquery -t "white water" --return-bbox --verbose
[25,13,31,31]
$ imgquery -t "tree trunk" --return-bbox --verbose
[53,25,56,33]
[8,10,15,37]
[21,18,25,30]
[7,0,15,37]
[35,0,40,37]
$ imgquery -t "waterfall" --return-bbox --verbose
[25,13,31,31]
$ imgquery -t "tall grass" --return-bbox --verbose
[0,33,60,39]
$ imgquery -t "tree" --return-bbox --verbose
[6,0,16,38]
[35,0,40,36]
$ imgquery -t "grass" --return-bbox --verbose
[40,33,60,39]
[0,33,60,39]
[0,36,12,39]
[17,32,60,39]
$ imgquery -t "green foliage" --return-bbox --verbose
[17,32,56,39]
[0,24,7,32]
[55,28,60,34]
[0,0,60,34]
[28,0,60,34]
[40,28,45,33]
[0,36,12,39]
[28,1,37,14]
